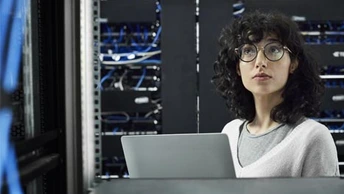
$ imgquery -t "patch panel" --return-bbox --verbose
[321,65,344,75]
[102,156,128,179]
[97,1,162,178]
[101,110,162,133]
[99,66,161,91]
[320,65,344,88]
[298,21,344,44]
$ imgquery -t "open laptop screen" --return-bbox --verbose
[121,133,236,178]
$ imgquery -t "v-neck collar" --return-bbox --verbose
[231,119,310,171]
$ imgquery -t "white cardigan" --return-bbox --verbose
[222,119,340,178]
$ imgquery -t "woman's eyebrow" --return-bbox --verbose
[266,38,280,42]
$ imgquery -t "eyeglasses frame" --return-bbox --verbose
[234,42,292,62]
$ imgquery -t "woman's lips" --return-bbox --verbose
[253,73,272,81]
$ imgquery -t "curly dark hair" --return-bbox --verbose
[212,10,324,124]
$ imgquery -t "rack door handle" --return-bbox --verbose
[332,95,344,101]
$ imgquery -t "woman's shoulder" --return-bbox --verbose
[293,118,338,167]
[221,119,245,134]
[296,118,329,132]
[293,118,332,141]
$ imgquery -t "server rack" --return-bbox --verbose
[2,0,83,193]
[86,0,344,190]
[93,0,164,179]
[10,0,68,193]
[93,0,232,180]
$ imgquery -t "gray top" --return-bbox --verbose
[238,122,292,167]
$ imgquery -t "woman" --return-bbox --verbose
[213,11,339,178]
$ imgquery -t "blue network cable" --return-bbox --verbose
[136,24,143,42]
[307,21,313,31]
[113,28,124,53]
[122,24,162,54]
[103,2,162,57]
[4,145,22,193]
[0,0,15,77]
[327,21,333,31]
[99,67,116,90]
[130,24,150,51]
[340,80,344,88]
[137,59,161,64]
[140,26,161,53]
[157,3,162,11]
[0,0,26,193]
[127,24,138,51]
[113,127,119,134]
[135,68,146,90]
[131,37,143,51]
[99,3,161,91]
[115,26,161,60]
[143,28,149,43]
[103,24,113,44]
[106,116,128,120]
[339,22,344,31]
[101,25,161,63]
[0,109,12,190]
[3,0,25,93]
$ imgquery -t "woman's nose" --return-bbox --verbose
[255,50,267,68]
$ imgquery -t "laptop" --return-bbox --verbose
[121,133,236,178]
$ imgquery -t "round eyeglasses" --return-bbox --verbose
[235,42,292,62]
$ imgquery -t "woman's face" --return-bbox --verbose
[237,36,297,98]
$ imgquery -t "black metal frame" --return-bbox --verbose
[198,0,234,133]
[35,0,67,193]
[15,131,58,156]
[64,0,83,193]
[29,0,42,136]
[19,154,60,186]
[100,0,156,23]
[160,0,197,134]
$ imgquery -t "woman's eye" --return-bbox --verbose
[268,46,281,53]
[243,48,255,55]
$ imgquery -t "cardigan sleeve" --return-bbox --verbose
[301,125,340,177]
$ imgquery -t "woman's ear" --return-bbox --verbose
[289,60,299,73]
[236,64,241,76]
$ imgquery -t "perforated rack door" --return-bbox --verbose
[10,76,25,140]
[93,0,102,179]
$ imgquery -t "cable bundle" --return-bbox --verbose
[0,0,26,193]
[98,3,162,92]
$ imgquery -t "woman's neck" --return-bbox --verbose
[248,94,283,135]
